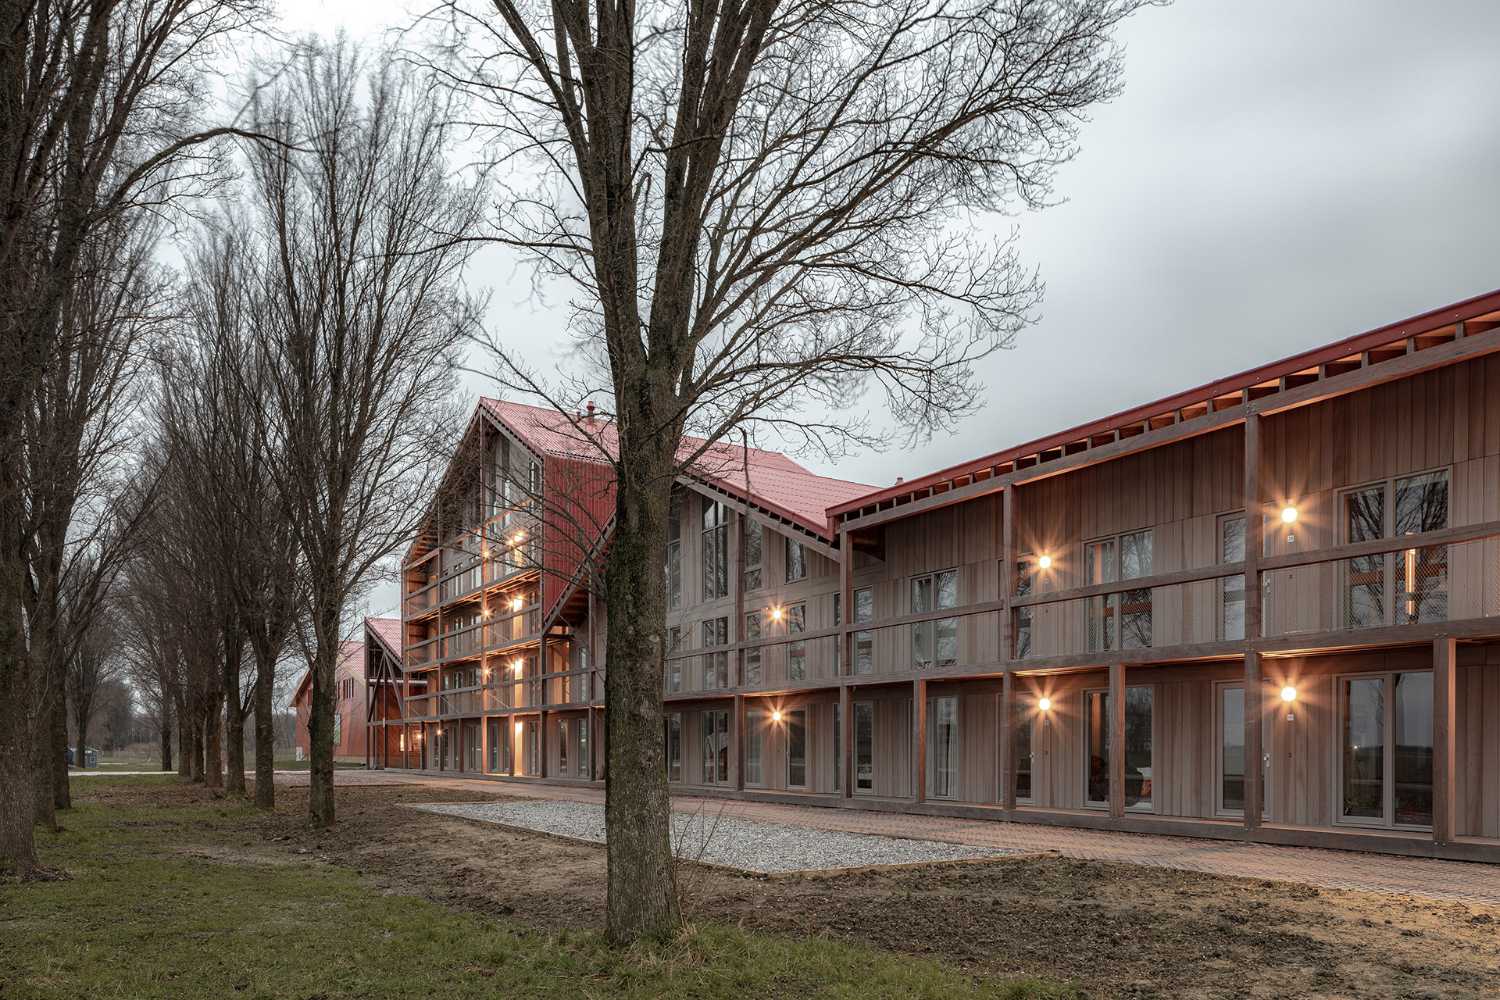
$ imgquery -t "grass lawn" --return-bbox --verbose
[1,776,1073,999]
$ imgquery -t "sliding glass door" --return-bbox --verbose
[1085,686,1153,811]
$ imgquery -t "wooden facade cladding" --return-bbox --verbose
[371,295,1500,861]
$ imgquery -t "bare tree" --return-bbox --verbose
[0,0,267,874]
[242,40,481,827]
[67,607,122,773]
[428,0,1151,941]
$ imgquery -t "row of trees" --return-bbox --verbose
[4,0,1148,952]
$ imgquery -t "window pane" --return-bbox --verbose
[1086,687,1153,809]
[1342,676,1385,819]
[1395,472,1448,536]
[935,617,958,666]
[855,702,874,790]
[1393,672,1433,827]
[1397,545,1448,625]
[666,714,682,781]
[910,576,933,613]
[854,588,874,623]
[1119,588,1152,649]
[743,520,763,592]
[1120,531,1152,579]
[787,709,807,786]
[928,696,959,799]
[1086,690,1108,805]
[1012,697,1032,801]
[785,539,807,582]
[1220,686,1245,812]
[745,709,764,785]
[936,570,958,609]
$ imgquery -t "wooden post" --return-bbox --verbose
[733,693,745,791]
[1000,487,1014,660]
[839,683,853,798]
[838,527,853,676]
[1244,413,1263,642]
[1433,636,1457,846]
[1108,662,1125,819]
[913,678,928,802]
[1243,651,1263,830]
[999,670,1016,810]
[539,709,548,778]
[734,511,747,684]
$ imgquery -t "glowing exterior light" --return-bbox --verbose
[1281,685,1298,703]
[514,721,524,734]
[769,606,784,622]
[1037,696,1052,713]
[770,709,783,723]
[510,658,524,674]
[481,607,492,619]
[509,596,525,612]
[512,531,527,545]
[1037,554,1053,571]
[1280,505,1299,525]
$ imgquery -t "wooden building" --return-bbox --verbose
[377,288,1500,861]
[293,630,386,762]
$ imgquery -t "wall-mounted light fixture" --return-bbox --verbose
[510,596,525,612]
[769,606,784,622]
[1037,696,1052,713]
[1280,505,1299,525]
[1036,554,1053,571]
[1281,684,1297,722]
[514,721,524,734]
[770,709,783,723]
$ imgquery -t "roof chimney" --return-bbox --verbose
[895,476,904,485]
[585,400,596,422]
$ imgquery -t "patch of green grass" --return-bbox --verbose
[2,779,1076,1000]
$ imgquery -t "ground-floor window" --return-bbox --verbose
[571,717,590,778]
[1012,695,1033,803]
[786,708,807,787]
[702,709,730,784]
[1085,685,1153,810]
[665,712,682,782]
[439,725,455,771]
[1339,671,1432,828]
[927,695,959,799]
[486,719,512,774]
[463,720,481,773]
[524,720,541,776]
[854,701,874,791]
[745,708,765,785]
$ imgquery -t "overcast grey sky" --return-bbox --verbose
[280,0,1500,619]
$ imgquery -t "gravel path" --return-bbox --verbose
[408,800,1015,874]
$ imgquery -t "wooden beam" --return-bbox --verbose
[1259,518,1500,573]
[1009,562,1243,609]
[839,684,853,799]
[999,671,1016,811]
[1243,651,1264,831]
[1433,636,1457,846]
[1108,663,1126,819]
[839,527,853,678]
[913,678,928,802]
[999,487,1014,656]
[1243,413,1263,643]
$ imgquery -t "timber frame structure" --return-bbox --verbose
[371,287,1500,862]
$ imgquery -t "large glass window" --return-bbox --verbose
[787,603,807,680]
[1085,686,1153,810]
[743,611,762,685]
[1086,531,1153,651]
[702,709,730,784]
[1340,671,1433,828]
[911,569,959,669]
[524,720,541,776]
[1012,695,1033,802]
[854,701,874,791]
[666,493,682,609]
[1013,558,1035,659]
[743,518,763,591]
[785,538,807,582]
[927,695,959,799]
[833,702,842,792]
[665,626,683,693]
[745,708,764,785]
[1219,515,1246,640]
[702,617,729,689]
[665,712,682,781]
[1218,684,1245,814]
[853,588,874,674]
[1342,471,1449,629]
[702,501,729,600]
[786,708,808,786]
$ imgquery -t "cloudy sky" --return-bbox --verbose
[278,1,1500,618]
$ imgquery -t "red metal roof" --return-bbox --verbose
[828,285,1500,520]
[479,397,873,539]
[365,616,402,658]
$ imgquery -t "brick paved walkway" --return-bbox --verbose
[283,769,1500,906]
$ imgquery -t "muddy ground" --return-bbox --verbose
[95,779,1500,999]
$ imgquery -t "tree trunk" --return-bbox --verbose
[189,709,204,783]
[73,692,92,785]
[204,696,223,790]
[0,658,38,874]
[33,706,58,833]
[176,697,191,778]
[603,446,680,944]
[223,639,245,796]
[50,679,70,807]
[253,647,275,809]
[159,703,174,772]
[308,606,339,827]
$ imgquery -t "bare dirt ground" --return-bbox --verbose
[98,780,1500,999]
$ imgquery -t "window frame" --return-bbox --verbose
[1334,670,1434,831]
[909,568,959,669]
[701,616,730,690]
[1084,529,1154,652]
[926,694,960,800]
[665,712,682,782]
[1336,468,1451,630]
[702,500,730,601]
[785,707,808,787]
[743,517,763,592]
[785,537,808,583]
[1081,683,1156,812]
[852,587,874,674]
[854,700,875,792]
[744,707,765,786]
[666,493,683,609]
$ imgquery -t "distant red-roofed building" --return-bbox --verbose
[292,638,368,762]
